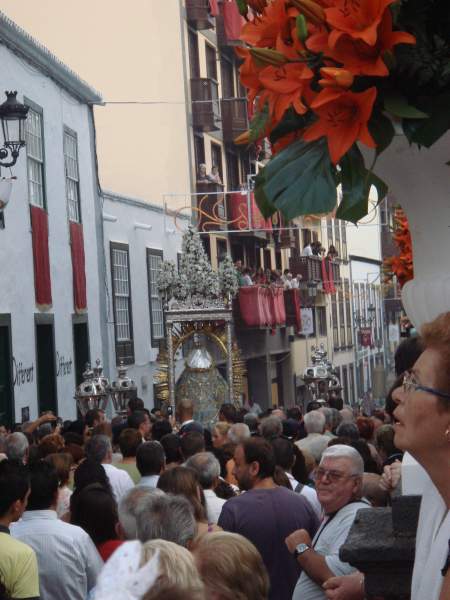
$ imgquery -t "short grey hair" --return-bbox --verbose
[5,433,29,462]
[320,444,364,476]
[260,416,283,439]
[84,434,112,462]
[319,407,333,429]
[340,407,354,423]
[304,410,326,434]
[335,422,359,441]
[185,452,220,489]
[136,493,197,548]
[243,413,258,432]
[227,423,250,445]
[118,487,165,540]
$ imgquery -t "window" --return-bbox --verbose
[221,58,234,98]
[327,219,333,247]
[334,219,341,256]
[110,243,134,364]
[344,279,352,345]
[147,249,164,347]
[25,105,46,209]
[194,135,205,171]
[341,220,347,261]
[316,306,327,337]
[331,294,339,350]
[338,286,346,346]
[188,30,200,78]
[206,44,218,81]
[211,142,223,180]
[226,150,240,191]
[64,129,81,222]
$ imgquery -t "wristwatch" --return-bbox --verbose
[294,543,311,558]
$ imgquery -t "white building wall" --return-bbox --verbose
[102,193,185,409]
[0,41,103,422]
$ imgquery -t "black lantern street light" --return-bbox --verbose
[0,91,29,168]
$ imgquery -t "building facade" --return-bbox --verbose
[0,13,105,424]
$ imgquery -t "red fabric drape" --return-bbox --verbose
[228,192,272,231]
[239,286,268,327]
[209,0,220,16]
[268,287,286,325]
[222,0,244,41]
[284,289,302,333]
[321,257,331,293]
[328,260,336,294]
[70,222,87,312]
[30,205,52,308]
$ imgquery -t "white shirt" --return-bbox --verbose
[103,463,134,502]
[287,474,322,520]
[412,483,450,600]
[302,245,313,256]
[293,501,369,600]
[11,510,103,600]
[137,474,160,488]
[204,489,226,524]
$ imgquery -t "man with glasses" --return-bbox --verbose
[286,445,369,600]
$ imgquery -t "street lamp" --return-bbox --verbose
[0,91,29,169]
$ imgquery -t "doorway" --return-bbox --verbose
[73,321,90,386]
[35,321,57,414]
[0,318,13,427]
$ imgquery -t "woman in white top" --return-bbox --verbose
[392,312,450,600]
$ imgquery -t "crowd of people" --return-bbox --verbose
[0,312,449,600]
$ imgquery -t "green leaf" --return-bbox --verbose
[368,111,395,157]
[236,0,248,17]
[336,146,388,223]
[336,145,369,224]
[249,103,270,143]
[384,92,429,120]
[401,92,450,147]
[254,170,277,219]
[255,139,338,220]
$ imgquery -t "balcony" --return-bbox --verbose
[191,78,221,132]
[195,182,227,232]
[221,98,248,143]
[233,286,302,331]
[227,191,271,239]
[289,255,340,289]
[215,11,244,47]
[186,0,215,30]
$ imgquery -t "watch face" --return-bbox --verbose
[296,543,310,555]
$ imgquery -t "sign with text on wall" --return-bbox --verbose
[299,308,315,336]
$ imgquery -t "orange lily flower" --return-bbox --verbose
[329,11,415,76]
[241,0,291,48]
[258,62,314,122]
[303,87,377,164]
[236,47,263,105]
[319,67,354,88]
[325,0,395,47]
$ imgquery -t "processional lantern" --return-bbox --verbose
[74,359,110,416]
[303,344,341,404]
[109,362,137,416]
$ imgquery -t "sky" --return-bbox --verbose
[0,1,188,202]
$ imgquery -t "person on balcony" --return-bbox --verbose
[240,268,253,287]
[327,245,338,260]
[302,242,313,256]
[207,165,223,186]
[291,274,303,289]
[282,269,294,289]
[254,267,267,285]
[197,163,209,183]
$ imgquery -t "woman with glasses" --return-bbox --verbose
[391,311,450,600]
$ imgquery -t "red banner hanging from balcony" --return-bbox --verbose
[321,257,336,294]
[69,222,87,313]
[228,192,272,231]
[269,287,286,326]
[284,289,302,333]
[222,0,244,41]
[238,286,269,327]
[209,0,220,17]
[30,205,52,309]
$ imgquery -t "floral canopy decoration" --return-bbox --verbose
[235,0,450,223]
[383,207,413,288]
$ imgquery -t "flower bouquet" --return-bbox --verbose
[234,0,450,223]
[383,207,413,287]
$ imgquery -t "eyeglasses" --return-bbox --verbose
[402,371,450,401]
[315,468,358,483]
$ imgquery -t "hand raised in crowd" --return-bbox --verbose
[379,460,402,493]
[323,572,365,600]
